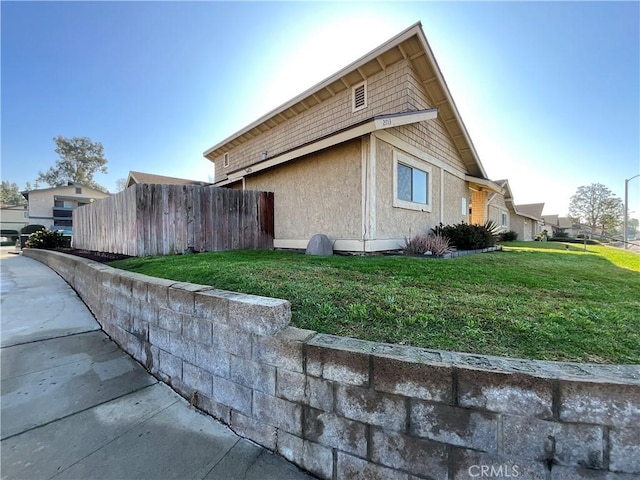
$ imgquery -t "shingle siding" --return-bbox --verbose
[214,60,415,183]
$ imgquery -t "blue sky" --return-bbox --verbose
[2,1,639,218]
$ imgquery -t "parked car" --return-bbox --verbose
[1,229,20,246]
[17,225,46,248]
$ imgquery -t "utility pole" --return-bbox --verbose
[624,174,640,249]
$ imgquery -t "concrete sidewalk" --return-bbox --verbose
[0,248,314,479]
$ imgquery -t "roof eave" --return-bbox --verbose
[413,29,488,179]
[204,22,425,160]
[466,175,503,194]
[216,109,438,185]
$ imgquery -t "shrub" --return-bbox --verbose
[25,229,65,249]
[548,237,600,245]
[553,231,569,238]
[402,233,452,256]
[483,219,501,237]
[403,235,430,255]
[500,231,518,241]
[431,222,496,250]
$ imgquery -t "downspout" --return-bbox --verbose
[361,137,368,254]
[440,170,444,224]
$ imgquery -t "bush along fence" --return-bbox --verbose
[25,248,640,480]
[73,184,274,256]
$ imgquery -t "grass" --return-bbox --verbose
[110,241,640,364]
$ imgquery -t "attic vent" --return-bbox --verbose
[352,81,367,112]
[223,152,229,168]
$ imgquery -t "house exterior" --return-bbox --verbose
[491,180,544,240]
[511,203,545,241]
[126,171,211,188]
[204,23,502,252]
[482,183,511,232]
[542,215,581,238]
[1,204,29,231]
[22,183,110,232]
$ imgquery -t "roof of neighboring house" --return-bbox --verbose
[1,203,27,209]
[205,22,490,181]
[558,217,575,229]
[126,171,210,187]
[21,183,110,200]
[515,203,545,220]
[543,215,577,230]
[493,180,544,221]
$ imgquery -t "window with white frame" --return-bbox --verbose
[223,152,229,168]
[352,81,367,112]
[393,150,432,211]
[501,212,508,227]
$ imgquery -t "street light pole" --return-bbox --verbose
[624,174,640,249]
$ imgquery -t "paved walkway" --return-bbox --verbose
[0,247,314,480]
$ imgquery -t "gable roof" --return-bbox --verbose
[204,22,489,180]
[516,203,545,220]
[21,183,109,200]
[126,171,210,187]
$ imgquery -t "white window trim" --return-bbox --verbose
[223,152,230,168]
[392,150,432,212]
[352,81,367,113]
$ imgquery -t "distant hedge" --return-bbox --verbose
[548,237,600,245]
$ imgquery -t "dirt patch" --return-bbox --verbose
[52,248,133,263]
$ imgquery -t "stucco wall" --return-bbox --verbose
[214,60,414,183]
[242,140,362,242]
[375,138,442,239]
[0,206,28,231]
[374,137,469,240]
[511,215,533,241]
[25,248,640,480]
[26,185,110,226]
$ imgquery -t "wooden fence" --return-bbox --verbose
[73,184,274,256]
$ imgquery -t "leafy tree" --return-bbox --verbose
[569,183,623,234]
[1,181,26,205]
[115,178,128,192]
[36,136,108,192]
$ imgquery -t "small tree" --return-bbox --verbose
[568,183,623,235]
[115,178,128,192]
[36,136,108,192]
[1,181,26,205]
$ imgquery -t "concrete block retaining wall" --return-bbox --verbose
[25,249,640,480]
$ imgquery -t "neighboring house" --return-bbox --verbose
[203,22,502,252]
[126,171,211,188]
[22,183,111,232]
[492,180,544,240]
[542,215,581,238]
[1,204,29,231]
[512,203,545,241]
[483,181,510,232]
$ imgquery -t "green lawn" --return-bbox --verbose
[110,242,640,364]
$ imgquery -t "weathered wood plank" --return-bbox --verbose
[71,183,274,256]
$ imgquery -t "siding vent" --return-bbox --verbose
[352,82,367,112]
[223,152,229,168]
